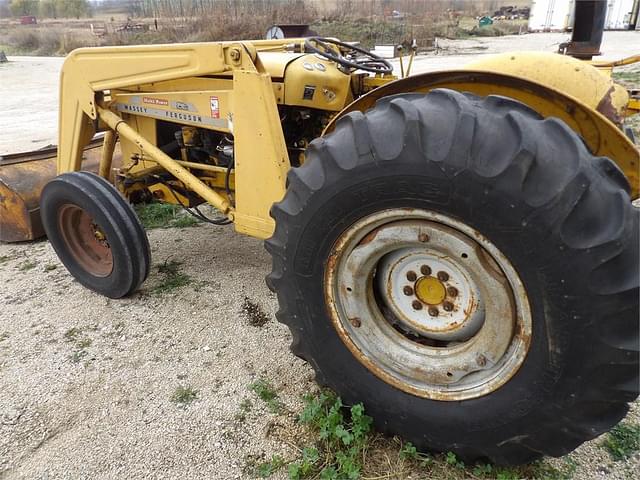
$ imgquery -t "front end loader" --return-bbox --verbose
[1,32,638,465]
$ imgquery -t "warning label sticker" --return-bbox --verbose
[210,96,220,119]
[143,97,169,106]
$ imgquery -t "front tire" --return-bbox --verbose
[41,171,150,298]
[266,90,639,465]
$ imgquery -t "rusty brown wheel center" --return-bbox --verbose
[57,204,114,277]
[324,209,532,401]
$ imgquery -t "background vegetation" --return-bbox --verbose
[0,0,528,55]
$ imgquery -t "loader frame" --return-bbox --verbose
[59,40,297,239]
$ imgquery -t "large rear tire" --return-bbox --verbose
[266,90,639,465]
[41,171,150,298]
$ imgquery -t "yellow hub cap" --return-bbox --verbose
[415,276,446,305]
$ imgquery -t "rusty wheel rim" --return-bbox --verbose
[57,204,113,277]
[324,209,532,401]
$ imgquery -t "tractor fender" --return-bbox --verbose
[325,57,638,198]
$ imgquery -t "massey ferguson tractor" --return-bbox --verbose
[0,1,638,466]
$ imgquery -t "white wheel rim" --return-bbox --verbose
[324,208,532,401]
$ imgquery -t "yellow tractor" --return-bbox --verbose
[1,8,638,467]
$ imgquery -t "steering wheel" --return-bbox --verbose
[304,37,393,74]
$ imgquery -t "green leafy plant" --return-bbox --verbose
[603,422,640,461]
[171,385,198,407]
[255,455,286,478]
[250,378,283,414]
[290,391,373,480]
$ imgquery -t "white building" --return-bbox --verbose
[529,0,640,31]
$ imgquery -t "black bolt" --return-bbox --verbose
[428,307,439,317]
[350,318,362,328]
[406,271,417,282]
[443,301,454,312]
[411,300,423,310]
[403,286,414,296]
[447,286,458,297]
[418,233,429,242]
[420,265,431,276]
[437,271,449,282]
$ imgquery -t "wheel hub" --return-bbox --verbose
[324,209,532,401]
[377,245,485,342]
[414,275,445,305]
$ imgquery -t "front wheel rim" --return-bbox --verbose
[57,204,114,277]
[324,208,532,401]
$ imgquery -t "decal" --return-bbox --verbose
[210,96,220,119]
[143,97,169,106]
[114,102,228,129]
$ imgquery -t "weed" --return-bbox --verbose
[0,332,9,342]
[289,390,373,480]
[0,255,11,264]
[171,385,198,407]
[44,264,57,271]
[18,260,37,271]
[242,297,270,327]
[152,260,193,294]
[235,398,253,422]
[445,451,465,469]
[603,422,640,461]
[135,202,199,229]
[399,441,431,467]
[288,448,319,479]
[71,349,87,363]
[64,327,82,341]
[255,455,286,478]
[77,338,93,349]
[250,379,283,414]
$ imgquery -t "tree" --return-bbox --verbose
[9,0,38,16]
[56,0,89,18]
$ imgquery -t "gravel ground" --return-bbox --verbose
[1,223,638,480]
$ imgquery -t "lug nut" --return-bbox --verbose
[443,301,454,312]
[350,318,362,328]
[420,265,431,276]
[418,233,429,242]
[437,271,449,282]
[447,286,458,297]
[428,307,439,317]
[411,300,423,310]
[406,271,417,282]
[403,286,414,296]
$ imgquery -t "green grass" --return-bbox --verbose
[18,260,37,271]
[171,385,198,407]
[603,422,640,461]
[0,255,12,265]
[135,202,200,229]
[250,378,283,414]
[151,259,193,294]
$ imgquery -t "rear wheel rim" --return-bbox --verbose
[57,204,113,277]
[324,208,532,401]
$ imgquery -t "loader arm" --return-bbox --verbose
[58,41,295,238]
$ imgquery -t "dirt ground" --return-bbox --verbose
[1,29,639,480]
